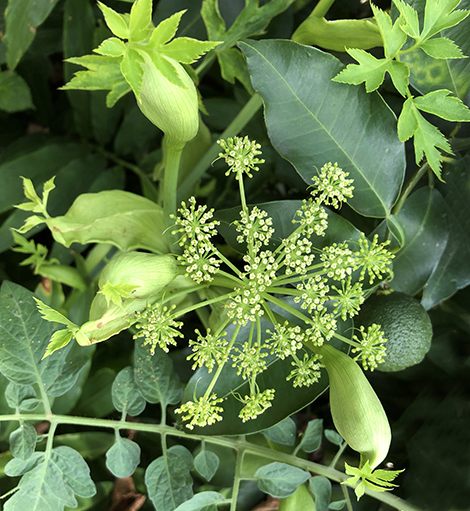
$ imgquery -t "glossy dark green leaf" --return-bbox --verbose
[262,417,297,446]
[390,187,448,296]
[145,445,194,511]
[106,436,141,478]
[112,366,146,416]
[386,214,406,248]
[4,0,60,69]
[422,156,470,309]
[239,39,405,218]
[298,418,323,453]
[134,338,183,408]
[182,300,351,436]
[255,462,310,498]
[194,450,220,482]
[9,424,37,461]
[216,200,361,255]
[308,476,331,511]
[396,0,470,99]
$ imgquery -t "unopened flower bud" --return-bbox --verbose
[138,54,199,148]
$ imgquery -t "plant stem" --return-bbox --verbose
[330,441,348,469]
[342,483,354,511]
[311,0,336,18]
[230,441,245,511]
[177,94,263,200]
[164,142,184,228]
[392,162,429,216]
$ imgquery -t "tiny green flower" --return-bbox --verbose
[286,352,323,387]
[266,321,304,360]
[280,234,314,276]
[353,233,394,284]
[231,342,268,379]
[238,388,275,422]
[217,136,265,179]
[305,309,337,346]
[293,198,328,237]
[311,162,354,208]
[188,328,228,372]
[179,244,221,284]
[175,393,224,430]
[294,274,329,313]
[320,242,355,281]
[134,303,183,354]
[331,276,365,320]
[235,206,274,248]
[352,324,387,371]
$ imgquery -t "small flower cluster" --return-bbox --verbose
[175,393,224,430]
[217,136,265,179]
[311,162,354,208]
[134,303,183,354]
[172,197,221,284]
[331,277,365,321]
[188,329,228,372]
[236,207,274,248]
[266,321,304,359]
[287,353,323,388]
[352,324,387,371]
[231,342,268,379]
[239,388,275,422]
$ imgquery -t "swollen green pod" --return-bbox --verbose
[319,344,391,469]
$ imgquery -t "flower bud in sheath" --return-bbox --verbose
[138,54,199,148]
[319,344,391,469]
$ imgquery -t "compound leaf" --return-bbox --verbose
[106,436,141,478]
[255,462,310,498]
[413,89,470,122]
[112,366,146,417]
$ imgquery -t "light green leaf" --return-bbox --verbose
[419,37,465,59]
[263,417,297,446]
[255,462,310,498]
[173,492,227,511]
[397,97,418,142]
[134,338,183,408]
[120,47,144,98]
[112,366,146,416]
[413,89,470,122]
[45,190,169,254]
[129,0,153,43]
[413,110,452,179]
[3,0,60,69]
[52,446,96,498]
[388,60,410,97]
[329,500,346,510]
[194,450,220,482]
[150,10,186,47]
[61,55,131,108]
[160,37,220,64]
[371,4,407,58]
[393,0,420,38]
[333,48,389,93]
[95,37,128,57]
[4,452,44,477]
[9,424,37,461]
[144,50,186,88]
[240,40,405,218]
[5,383,37,410]
[34,299,77,330]
[106,436,141,478]
[422,0,469,39]
[0,70,34,112]
[145,445,193,510]
[98,1,129,39]
[298,418,323,453]
[324,429,343,446]
[308,476,332,511]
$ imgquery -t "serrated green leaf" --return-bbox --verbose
[397,97,418,142]
[324,429,343,446]
[145,445,194,510]
[263,417,297,446]
[299,418,323,453]
[419,37,465,59]
[371,4,407,58]
[106,436,141,478]
[413,110,452,178]
[422,0,469,39]
[120,47,144,98]
[129,0,153,42]
[150,10,186,47]
[160,37,220,64]
[95,37,127,57]
[3,0,60,69]
[34,298,77,329]
[9,424,37,461]
[134,338,183,408]
[393,0,420,38]
[388,59,410,96]
[98,1,129,39]
[173,492,227,511]
[0,71,34,112]
[308,476,331,511]
[194,450,220,482]
[52,446,96,498]
[61,54,131,108]
[255,462,310,498]
[42,330,74,359]
[240,40,405,218]
[414,89,470,121]
[5,382,37,410]
[112,366,146,416]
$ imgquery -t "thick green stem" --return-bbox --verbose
[311,0,336,18]
[230,442,245,511]
[392,162,429,216]
[164,142,184,228]
[178,94,263,200]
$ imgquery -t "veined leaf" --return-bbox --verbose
[419,37,465,59]
[255,462,310,498]
[129,0,153,43]
[160,37,220,64]
[173,492,227,511]
[145,445,193,510]
[0,71,34,112]
[371,4,407,58]
[240,40,405,218]
[193,450,220,482]
[392,0,420,38]
[413,89,470,121]
[150,10,186,47]
[106,436,141,478]
[97,1,129,40]
[94,37,127,57]
[309,476,332,511]
[422,0,469,39]
[9,424,37,461]
[112,366,146,416]
[298,419,323,453]
[5,383,37,411]
[263,417,297,446]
